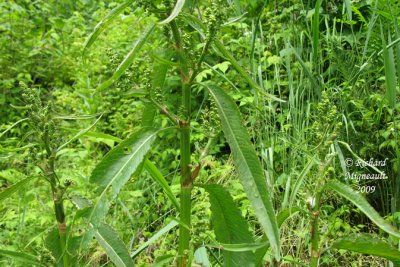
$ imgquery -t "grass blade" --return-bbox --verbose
[381,24,397,108]
[326,180,400,238]
[0,249,44,266]
[144,159,180,210]
[83,0,134,52]
[159,0,185,25]
[95,223,134,267]
[203,83,280,260]
[203,184,257,266]
[57,115,103,152]
[96,22,156,93]
[332,233,400,264]
[131,219,178,258]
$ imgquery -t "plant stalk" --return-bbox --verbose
[171,21,193,266]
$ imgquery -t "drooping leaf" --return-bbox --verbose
[203,83,280,260]
[332,234,400,265]
[96,22,156,93]
[327,180,400,238]
[95,223,134,267]
[83,0,134,52]
[144,159,180,210]
[0,176,36,201]
[159,0,186,24]
[0,249,44,266]
[203,184,257,266]
[131,219,178,258]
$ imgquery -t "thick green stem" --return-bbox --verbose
[171,21,193,266]
[53,189,70,267]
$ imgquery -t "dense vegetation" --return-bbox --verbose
[1,0,400,266]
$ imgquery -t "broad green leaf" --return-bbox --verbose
[194,246,211,267]
[344,0,352,21]
[327,180,400,238]
[96,22,156,93]
[159,0,185,24]
[0,176,36,201]
[144,159,180,210]
[83,128,158,238]
[57,115,103,152]
[0,249,43,266]
[332,234,400,265]
[203,83,280,260]
[203,184,257,266]
[83,0,134,52]
[95,223,134,267]
[131,219,178,258]
[154,255,175,266]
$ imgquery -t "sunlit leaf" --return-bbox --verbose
[95,223,134,267]
[0,176,36,201]
[203,83,280,259]
[159,0,186,24]
[0,249,44,266]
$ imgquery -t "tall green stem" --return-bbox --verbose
[171,21,193,266]
[310,191,321,267]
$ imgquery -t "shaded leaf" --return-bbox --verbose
[203,184,257,266]
[194,246,211,267]
[95,223,134,267]
[131,219,178,258]
[203,83,280,259]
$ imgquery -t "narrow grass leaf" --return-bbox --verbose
[131,219,178,258]
[381,25,397,108]
[344,0,352,22]
[0,176,36,201]
[57,115,102,152]
[332,233,400,265]
[159,0,185,24]
[144,159,180,210]
[96,22,156,93]
[312,0,321,62]
[83,0,134,52]
[327,180,400,238]
[95,223,134,267]
[0,249,44,266]
[203,184,257,266]
[203,83,280,260]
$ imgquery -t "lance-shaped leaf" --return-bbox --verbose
[83,0,134,52]
[199,83,281,259]
[159,0,186,24]
[88,128,159,228]
[326,180,400,238]
[332,234,400,265]
[95,223,134,267]
[0,249,44,266]
[0,176,36,201]
[96,22,156,93]
[203,184,257,266]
